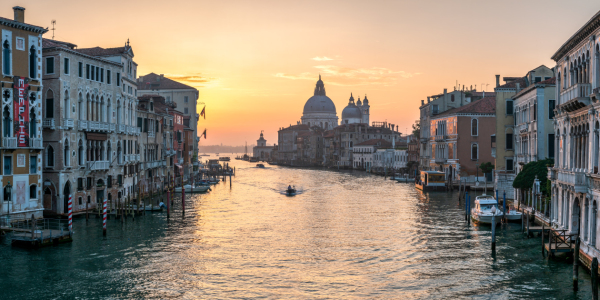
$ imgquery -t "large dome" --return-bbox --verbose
[342,103,362,119]
[303,95,337,114]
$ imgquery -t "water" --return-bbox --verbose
[0,159,594,299]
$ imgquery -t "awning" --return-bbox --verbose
[86,133,108,141]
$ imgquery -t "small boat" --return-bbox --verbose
[219,157,231,161]
[132,205,164,211]
[395,176,410,183]
[502,207,523,222]
[200,153,210,157]
[257,164,265,168]
[415,170,446,191]
[471,195,502,224]
[286,188,296,196]
[175,185,211,193]
[267,161,278,165]
[249,157,259,162]
[235,156,243,160]
[243,154,249,161]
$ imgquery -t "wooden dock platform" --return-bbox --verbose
[1,218,73,248]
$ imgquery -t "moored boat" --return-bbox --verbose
[257,164,265,168]
[175,185,211,193]
[219,157,231,161]
[415,170,446,191]
[249,157,259,162]
[471,195,502,224]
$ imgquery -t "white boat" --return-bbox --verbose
[132,204,163,211]
[503,208,523,222]
[471,195,502,224]
[174,185,211,193]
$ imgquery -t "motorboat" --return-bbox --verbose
[219,157,231,161]
[502,206,523,222]
[132,204,163,211]
[249,157,259,162]
[415,170,446,191]
[286,188,296,196]
[471,195,502,224]
[257,164,265,168]
[175,185,211,193]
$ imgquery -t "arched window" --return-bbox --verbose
[46,145,54,167]
[107,142,111,163]
[471,143,478,160]
[2,40,10,75]
[64,91,70,119]
[3,106,10,137]
[29,108,36,138]
[29,184,37,200]
[29,45,36,78]
[64,139,70,167]
[78,140,84,166]
[471,119,478,136]
[78,93,84,120]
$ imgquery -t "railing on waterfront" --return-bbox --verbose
[548,229,576,253]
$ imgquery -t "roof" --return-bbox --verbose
[513,77,556,99]
[279,124,310,132]
[76,46,131,57]
[434,96,496,118]
[0,16,47,34]
[42,39,77,49]
[356,139,392,147]
[137,73,197,91]
[495,77,527,90]
[552,10,600,61]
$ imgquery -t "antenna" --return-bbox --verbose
[51,20,56,40]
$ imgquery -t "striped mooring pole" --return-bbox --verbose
[103,198,107,236]
[68,194,73,235]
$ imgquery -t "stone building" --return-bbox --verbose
[352,139,392,170]
[277,124,309,164]
[548,9,600,262]
[41,36,141,216]
[341,93,370,125]
[0,7,47,221]
[137,73,200,161]
[253,131,273,160]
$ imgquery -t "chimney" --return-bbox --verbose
[495,75,500,87]
[443,88,447,97]
[427,97,430,103]
[516,83,520,93]
[13,6,25,23]
[421,100,424,105]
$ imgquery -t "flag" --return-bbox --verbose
[200,106,206,119]
[202,129,207,139]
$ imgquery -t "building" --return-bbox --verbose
[137,73,200,161]
[277,124,309,164]
[0,7,47,221]
[253,131,273,160]
[341,93,370,125]
[429,96,496,181]
[42,37,141,216]
[300,76,338,130]
[548,9,600,262]
[352,139,391,170]
[373,148,408,170]
[493,65,554,199]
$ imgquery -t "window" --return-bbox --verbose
[535,77,542,83]
[548,134,555,158]
[64,57,69,75]
[91,65,95,81]
[46,57,55,74]
[87,177,92,190]
[116,73,121,86]
[46,146,54,167]
[95,67,99,82]
[184,108,189,114]
[3,107,10,137]
[184,96,189,103]
[30,185,37,199]
[64,139,70,167]
[100,68,104,83]
[506,133,513,150]
[107,175,112,188]
[549,100,556,119]
[166,96,170,102]
[86,64,90,79]
[545,77,551,81]
[29,46,36,78]
[471,144,478,160]
[3,40,10,75]
[506,100,513,115]
[506,159,514,171]
[3,156,11,175]
[78,62,83,77]
[77,178,84,191]
[88,195,91,204]
[432,105,439,115]
[78,196,82,205]
[533,103,537,121]
[30,155,37,174]
[137,117,142,129]
[107,70,111,84]
[471,119,478,136]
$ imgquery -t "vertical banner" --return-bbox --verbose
[13,77,29,147]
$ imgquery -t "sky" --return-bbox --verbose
[5,0,600,145]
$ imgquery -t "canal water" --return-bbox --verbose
[0,158,594,299]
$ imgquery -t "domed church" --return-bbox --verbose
[341,93,370,125]
[301,76,339,129]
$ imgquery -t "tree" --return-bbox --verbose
[512,158,554,196]
[412,120,421,138]
[479,162,495,174]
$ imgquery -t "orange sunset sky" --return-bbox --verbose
[4,0,599,145]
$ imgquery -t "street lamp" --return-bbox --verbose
[475,163,480,186]
[5,181,12,218]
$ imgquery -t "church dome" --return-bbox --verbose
[342,93,362,120]
[302,75,337,114]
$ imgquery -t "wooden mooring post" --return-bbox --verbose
[541,223,545,257]
[167,187,170,218]
[182,185,186,215]
[592,257,598,300]
[465,191,469,221]
[526,212,530,238]
[491,212,496,252]
[573,237,580,291]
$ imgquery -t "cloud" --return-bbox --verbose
[274,65,420,86]
[312,56,334,61]
[165,73,219,88]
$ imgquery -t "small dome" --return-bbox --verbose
[342,94,362,120]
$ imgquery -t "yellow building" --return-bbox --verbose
[0,7,48,222]
[493,65,553,199]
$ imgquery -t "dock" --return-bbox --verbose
[1,218,73,248]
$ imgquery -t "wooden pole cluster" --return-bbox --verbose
[592,257,598,300]
[491,213,496,251]
[573,237,580,291]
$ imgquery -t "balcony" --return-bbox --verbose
[2,137,17,148]
[77,120,88,131]
[62,118,74,129]
[42,119,55,129]
[434,157,447,164]
[548,167,557,180]
[556,170,587,193]
[559,83,591,112]
[30,138,43,149]
[87,160,109,171]
[88,121,109,132]
[117,124,126,134]
[148,131,155,138]
[434,134,445,142]
[517,123,528,134]
[146,161,159,169]
[109,123,116,132]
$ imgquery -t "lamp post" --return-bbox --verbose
[533,175,540,215]
[475,163,480,187]
[5,181,11,220]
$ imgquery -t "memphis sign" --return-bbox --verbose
[13,77,29,147]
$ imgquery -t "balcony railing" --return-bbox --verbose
[30,138,43,149]
[560,83,591,104]
[77,120,88,131]
[148,131,156,138]
[42,119,55,129]
[109,123,116,132]
[87,160,109,171]
[556,170,587,193]
[117,124,126,133]
[434,157,447,164]
[434,134,445,142]
[2,137,17,148]
[62,118,74,129]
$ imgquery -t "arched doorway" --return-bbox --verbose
[572,197,581,234]
[63,181,71,214]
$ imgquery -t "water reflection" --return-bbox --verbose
[0,158,594,299]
